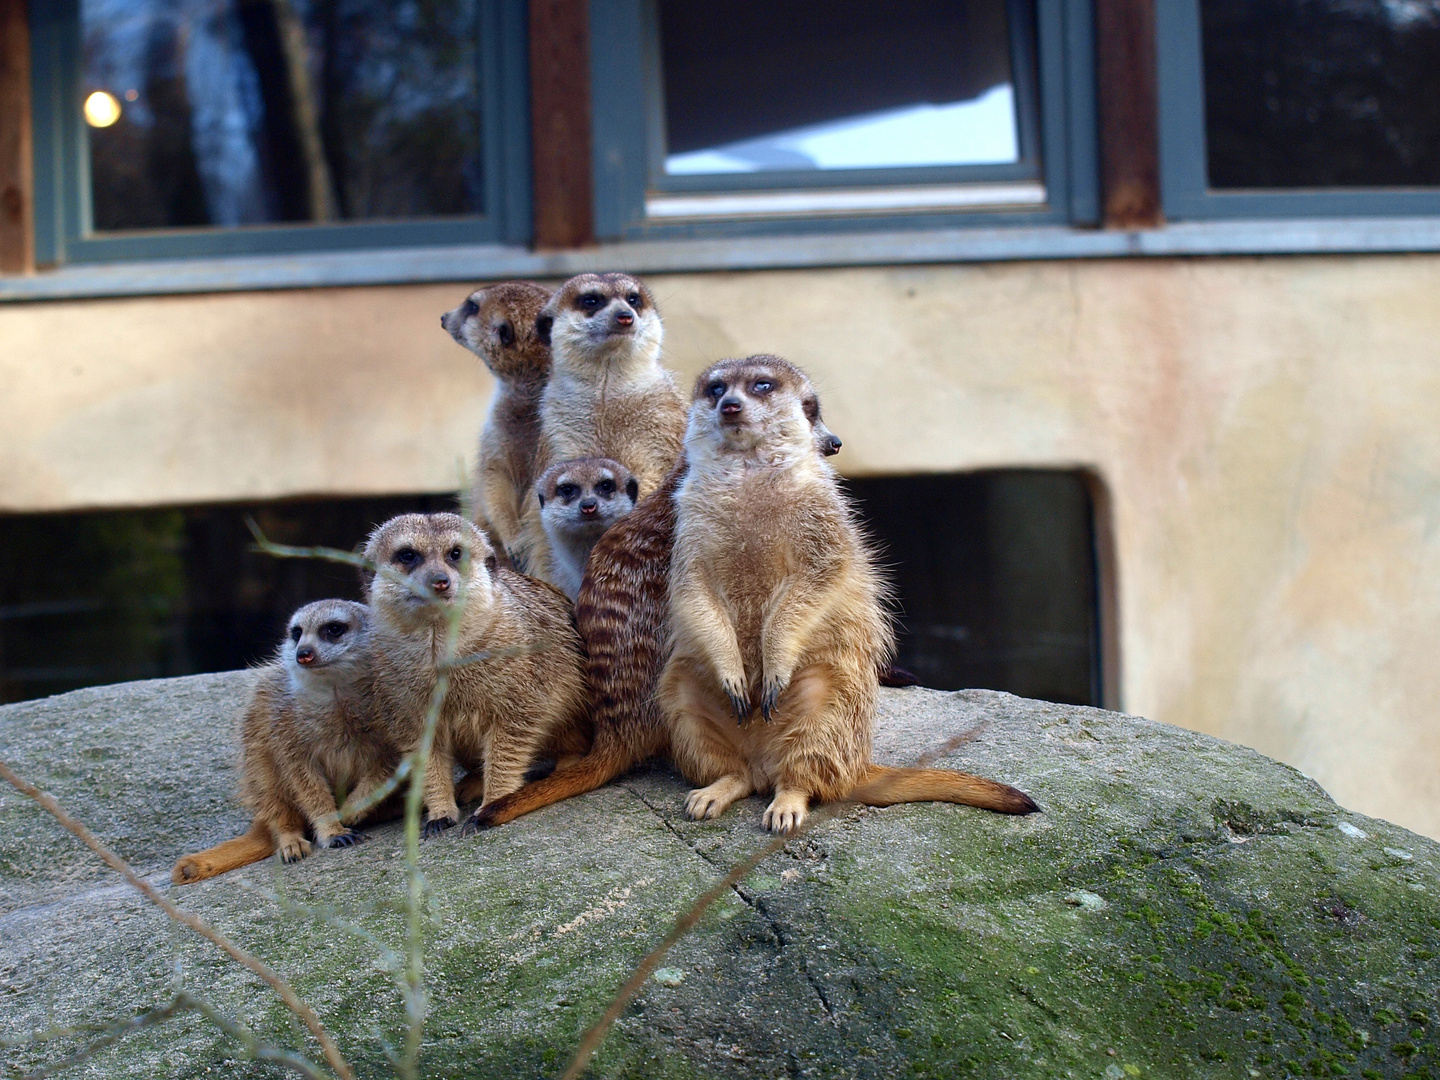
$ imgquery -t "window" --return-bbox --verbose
[590,0,1098,239]
[28,0,530,264]
[1158,0,1440,218]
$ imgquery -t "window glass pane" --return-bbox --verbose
[1201,0,1440,189]
[81,0,486,231]
[658,0,1022,178]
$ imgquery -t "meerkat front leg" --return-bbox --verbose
[421,733,462,837]
[758,569,838,720]
[284,759,369,849]
[671,576,750,721]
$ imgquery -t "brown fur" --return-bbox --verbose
[172,600,401,884]
[441,281,553,569]
[537,456,641,600]
[661,356,1037,833]
[363,513,591,834]
[471,389,852,829]
[521,273,686,587]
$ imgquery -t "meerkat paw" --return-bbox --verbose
[762,792,809,834]
[422,815,457,839]
[685,776,751,821]
[278,834,312,864]
[720,679,752,725]
[459,811,490,837]
[759,672,791,722]
[320,829,369,849]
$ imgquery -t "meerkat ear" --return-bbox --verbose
[356,543,376,592]
[626,478,639,502]
[536,492,546,508]
[485,554,497,574]
[535,313,554,346]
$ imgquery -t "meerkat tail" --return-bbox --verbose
[471,740,640,828]
[851,764,1039,815]
[171,821,275,885]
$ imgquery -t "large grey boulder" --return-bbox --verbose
[1,672,1437,1079]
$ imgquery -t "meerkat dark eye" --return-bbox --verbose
[580,293,603,311]
[597,478,616,495]
[753,379,773,394]
[394,548,420,568]
[707,381,726,399]
[289,626,302,643]
[321,621,348,642]
[496,322,515,347]
[557,483,579,500]
[626,291,641,307]
[446,546,464,565]
[461,298,478,318]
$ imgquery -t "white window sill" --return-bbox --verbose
[5,217,1440,302]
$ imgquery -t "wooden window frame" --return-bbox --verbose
[1156,0,1440,220]
[25,0,532,267]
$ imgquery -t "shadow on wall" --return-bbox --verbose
[0,471,1110,707]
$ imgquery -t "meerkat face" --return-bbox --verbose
[282,599,370,682]
[537,457,641,542]
[536,273,662,369]
[687,355,824,463]
[440,281,552,382]
[363,513,496,628]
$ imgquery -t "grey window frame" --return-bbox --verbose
[27,0,533,266]
[589,0,1099,240]
[1156,0,1440,220]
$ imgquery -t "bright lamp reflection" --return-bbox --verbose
[83,90,122,128]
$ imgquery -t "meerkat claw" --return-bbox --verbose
[324,829,368,848]
[422,816,456,839]
[721,681,751,724]
[760,677,787,722]
[459,813,486,837]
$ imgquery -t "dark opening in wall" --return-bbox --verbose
[845,470,1103,707]
[0,470,1106,708]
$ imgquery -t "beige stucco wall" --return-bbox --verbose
[2,254,1438,839]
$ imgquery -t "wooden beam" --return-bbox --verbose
[0,0,34,274]
[1094,0,1163,229]
[529,0,594,249]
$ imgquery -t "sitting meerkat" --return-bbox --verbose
[441,280,553,569]
[470,402,849,830]
[536,457,640,601]
[172,599,401,884]
[659,356,1038,834]
[363,513,590,834]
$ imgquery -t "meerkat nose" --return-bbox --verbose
[614,309,634,327]
[720,397,743,415]
[580,499,599,516]
[296,645,316,664]
[427,573,451,595]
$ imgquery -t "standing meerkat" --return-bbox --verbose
[172,600,401,884]
[363,513,590,834]
[441,281,553,569]
[536,457,640,601]
[660,356,1038,833]
[470,400,848,830]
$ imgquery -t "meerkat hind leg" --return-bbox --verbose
[762,790,811,834]
[686,775,753,821]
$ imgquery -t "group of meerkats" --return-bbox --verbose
[173,273,1038,885]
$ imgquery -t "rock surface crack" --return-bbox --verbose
[623,782,838,1021]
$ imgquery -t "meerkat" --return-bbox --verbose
[536,457,640,601]
[172,600,401,884]
[659,356,1038,834]
[441,280,553,569]
[363,512,590,834]
[470,396,849,830]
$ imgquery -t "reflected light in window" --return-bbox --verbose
[83,90,122,128]
[666,84,1019,175]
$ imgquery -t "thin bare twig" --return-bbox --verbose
[0,760,354,1080]
[561,721,991,1080]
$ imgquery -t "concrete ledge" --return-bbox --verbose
[6,217,1440,301]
